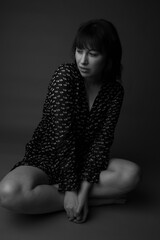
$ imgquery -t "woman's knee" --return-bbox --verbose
[118,160,140,192]
[108,158,140,192]
[0,166,48,210]
[0,179,22,208]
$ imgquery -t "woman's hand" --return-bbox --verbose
[74,181,92,224]
[74,191,89,223]
[64,191,78,221]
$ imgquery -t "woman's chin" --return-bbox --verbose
[79,71,91,78]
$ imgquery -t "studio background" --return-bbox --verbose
[1,0,159,173]
[0,1,160,239]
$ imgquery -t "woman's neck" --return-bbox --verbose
[84,73,104,87]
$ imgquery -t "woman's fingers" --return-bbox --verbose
[65,207,76,221]
[64,191,89,223]
[74,205,89,224]
[75,211,82,221]
[82,205,89,222]
[64,191,79,221]
[67,211,74,221]
[76,202,83,217]
[74,214,87,223]
[65,205,79,221]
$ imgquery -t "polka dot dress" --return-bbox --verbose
[11,63,124,192]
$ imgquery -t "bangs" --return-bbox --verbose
[73,25,105,52]
[72,19,122,81]
[76,35,102,52]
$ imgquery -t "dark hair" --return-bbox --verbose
[72,19,122,81]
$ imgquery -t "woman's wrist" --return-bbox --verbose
[65,191,77,196]
[80,181,92,194]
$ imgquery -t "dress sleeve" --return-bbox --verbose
[80,86,124,184]
[44,64,79,192]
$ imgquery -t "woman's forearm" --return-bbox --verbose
[80,181,92,194]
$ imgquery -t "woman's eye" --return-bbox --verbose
[76,49,83,54]
[89,51,99,57]
[76,48,100,57]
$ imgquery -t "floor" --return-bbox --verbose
[0,142,160,240]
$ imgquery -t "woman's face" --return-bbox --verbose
[75,47,106,81]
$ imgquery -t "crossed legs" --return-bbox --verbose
[0,158,140,214]
[0,166,64,214]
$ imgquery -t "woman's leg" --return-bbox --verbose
[0,166,64,214]
[0,159,140,214]
[89,158,140,206]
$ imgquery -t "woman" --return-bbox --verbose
[0,19,140,223]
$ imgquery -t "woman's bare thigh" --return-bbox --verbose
[0,166,50,191]
[107,158,139,173]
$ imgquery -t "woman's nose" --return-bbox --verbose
[80,53,88,65]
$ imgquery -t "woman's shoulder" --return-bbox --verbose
[48,63,80,89]
[53,62,80,78]
[115,81,124,94]
[105,80,124,96]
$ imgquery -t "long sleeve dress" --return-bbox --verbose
[11,63,124,193]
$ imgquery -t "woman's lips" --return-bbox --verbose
[79,67,89,72]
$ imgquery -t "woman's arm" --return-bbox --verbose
[74,87,124,223]
[44,64,79,192]
[81,87,124,185]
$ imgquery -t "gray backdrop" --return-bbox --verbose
[1,0,159,173]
